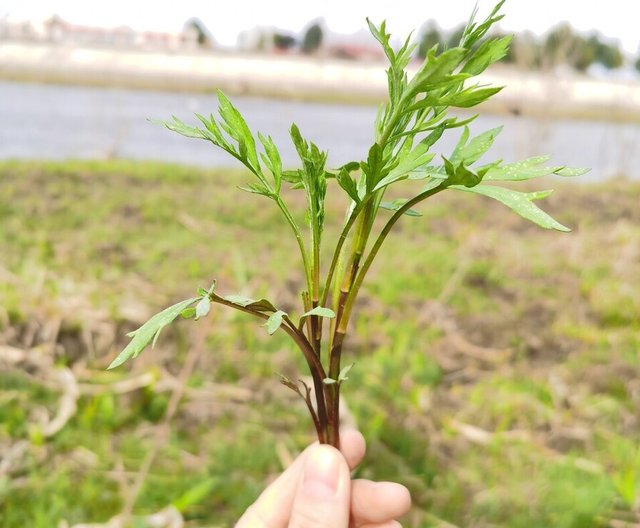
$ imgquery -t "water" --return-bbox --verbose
[2,80,639,181]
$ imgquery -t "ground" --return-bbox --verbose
[0,160,638,527]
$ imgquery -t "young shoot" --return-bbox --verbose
[108,0,588,448]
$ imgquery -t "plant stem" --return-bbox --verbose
[275,196,314,306]
[338,184,447,334]
[211,294,332,443]
[320,199,367,309]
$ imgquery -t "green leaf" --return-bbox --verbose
[336,167,360,203]
[361,143,385,192]
[323,377,338,385]
[149,117,206,140]
[180,308,197,319]
[450,126,503,166]
[108,297,200,369]
[482,157,590,181]
[217,90,260,171]
[224,295,278,313]
[366,19,394,65]
[451,184,570,232]
[263,310,287,335]
[460,0,506,50]
[407,47,468,97]
[374,126,443,191]
[443,157,483,188]
[554,167,591,177]
[338,363,354,381]
[238,182,273,197]
[301,307,336,319]
[462,36,513,76]
[258,132,283,192]
[407,85,503,112]
[379,200,422,217]
[195,296,211,320]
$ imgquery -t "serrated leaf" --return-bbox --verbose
[554,167,590,177]
[258,132,283,192]
[451,184,570,232]
[374,127,443,191]
[238,182,272,197]
[407,47,468,97]
[301,307,336,319]
[450,126,503,166]
[282,170,303,185]
[195,296,211,320]
[361,143,385,192]
[462,36,513,76]
[224,295,278,313]
[379,200,422,217]
[408,85,503,112]
[108,297,199,369]
[336,167,360,203]
[263,310,287,335]
[482,157,590,182]
[149,117,206,140]
[217,91,260,171]
[367,19,394,65]
[443,156,483,188]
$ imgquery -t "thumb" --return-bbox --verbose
[288,444,351,528]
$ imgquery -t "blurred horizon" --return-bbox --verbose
[1,0,638,54]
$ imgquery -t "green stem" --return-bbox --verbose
[338,184,447,334]
[211,294,331,443]
[320,200,367,309]
[275,196,314,303]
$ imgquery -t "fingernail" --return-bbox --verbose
[302,446,340,498]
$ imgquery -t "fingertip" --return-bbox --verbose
[339,429,366,470]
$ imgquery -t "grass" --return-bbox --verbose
[0,159,639,527]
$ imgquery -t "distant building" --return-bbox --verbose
[2,15,200,52]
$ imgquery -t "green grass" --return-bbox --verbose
[1,160,639,527]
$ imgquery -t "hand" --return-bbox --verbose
[236,430,411,528]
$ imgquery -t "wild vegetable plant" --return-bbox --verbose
[108,0,587,448]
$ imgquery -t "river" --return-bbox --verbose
[2,80,638,181]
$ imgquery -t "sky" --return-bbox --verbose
[2,0,638,53]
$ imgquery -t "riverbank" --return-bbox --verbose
[2,42,640,122]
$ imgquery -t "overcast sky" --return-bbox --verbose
[2,0,638,53]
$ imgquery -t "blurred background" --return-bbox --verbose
[1,0,639,527]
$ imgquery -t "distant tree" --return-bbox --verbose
[273,32,297,51]
[417,21,443,58]
[446,24,466,49]
[512,30,543,70]
[543,23,593,71]
[184,18,213,47]
[589,35,624,69]
[302,23,323,54]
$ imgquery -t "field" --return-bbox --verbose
[1,160,639,527]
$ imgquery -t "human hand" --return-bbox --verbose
[236,430,411,528]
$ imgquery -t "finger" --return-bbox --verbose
[289,445,351,528]
[356,522,403,528]
[236,430,366,528]
[351,480,411,526]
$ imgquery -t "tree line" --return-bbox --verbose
[418,21,633,73]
